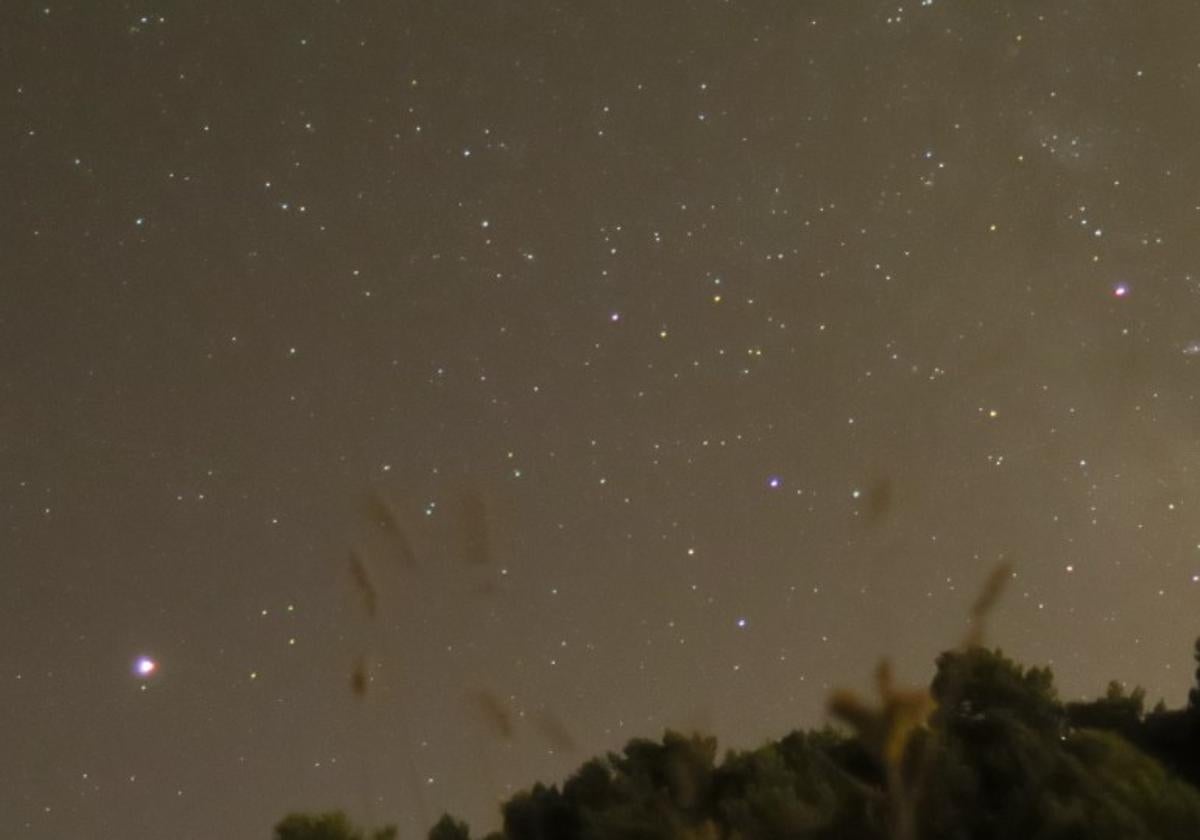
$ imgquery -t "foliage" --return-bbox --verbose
[930,647,1062,735]
[921,691,1200,839]
[428,814,473,840]
[1066,680,1145,736]
[274,810,397,840]
[279,637,1200,840]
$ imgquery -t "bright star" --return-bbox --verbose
[134,656,157,678]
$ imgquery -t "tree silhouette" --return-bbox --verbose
[277,639,1200,840]
[428,814,472,840]
[1067,680,1145,736]
[274,811,396,840]
[931,647,1062,735]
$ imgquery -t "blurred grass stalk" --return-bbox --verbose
[828,563,1012,840]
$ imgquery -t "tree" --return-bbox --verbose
[501,782,579,840]
[281,640,1200,840]
[931,647,1063,735]
[274,811,396,840]
[920,675,1200,840]
[610,731,718,817]
[428,814,472,840]
[712,741,863,839]
[1066,680,1145,735]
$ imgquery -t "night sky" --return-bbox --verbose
[6,2,1200,837]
